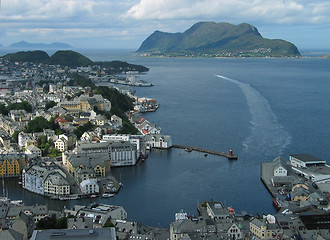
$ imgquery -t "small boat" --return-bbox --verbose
[90,194,98,198]
[185,148,192,152]
[204,154,208,157]
[102,193,114,198]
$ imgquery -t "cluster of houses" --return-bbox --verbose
[169,200,330,240]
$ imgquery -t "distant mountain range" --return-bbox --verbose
[137,22,301,57]
[1,41,72,49]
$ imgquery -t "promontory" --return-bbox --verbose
[137,22,301,57]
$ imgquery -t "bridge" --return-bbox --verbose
[172,145,238,160]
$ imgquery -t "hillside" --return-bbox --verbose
[137,22,301,57]
[1,50,149,72]
[47,50,93,67]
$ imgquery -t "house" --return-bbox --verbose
[206,201,229,220]
[0,228,23,240]
[0,154,27,177]
[273,157,288,177]
[11,212,35,240]
[67,217,93,229]
[44,172,70,196]
[25,145,42,157]
[54,137,68,152]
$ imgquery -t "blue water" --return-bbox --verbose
[3,52,330,228]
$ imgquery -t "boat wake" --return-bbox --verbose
[216,75,292,159]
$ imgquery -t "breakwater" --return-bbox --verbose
[172,144,238,159]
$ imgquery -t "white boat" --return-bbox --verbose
[102,193,114,198]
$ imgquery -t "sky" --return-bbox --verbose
[0,0,330,50]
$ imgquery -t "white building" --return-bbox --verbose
[108,141,137,167]
[25,145,42,157]
[44,172,70,196]
[289,154,326,168]
[273,157,288,177]
[80,179,99,194]
[54,137,68,152]
[146,134,172,149]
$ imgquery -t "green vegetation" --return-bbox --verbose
[103,221,115,228]
[67,73,95,88]
[95,60,149,73]
[94,86,138,135]
[45,101,57,110]
[36,214,67,230]
[73,121,95,139]
[24,116,60,133]
[0,101,33,115]
[137,22,301,57]
[47,50,93,67]
[38,136,62,158]
[1,50,49,62]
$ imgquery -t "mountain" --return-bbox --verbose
[8,41,72,49]
[47,50,93,67]
[2,50,50,62]
[137,22,301,57]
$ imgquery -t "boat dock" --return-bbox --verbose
[172,145,238,160]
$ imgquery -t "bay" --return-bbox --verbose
[3,51,330,228]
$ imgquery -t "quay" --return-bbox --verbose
[172,145,238,160]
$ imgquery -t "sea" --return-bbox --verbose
[2,49,330,228]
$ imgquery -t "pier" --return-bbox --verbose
[172,145,238,160]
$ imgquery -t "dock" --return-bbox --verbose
[172,145,238,160]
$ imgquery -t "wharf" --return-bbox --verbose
[172,144,238,159]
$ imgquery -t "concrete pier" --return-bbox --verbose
[172,144,238,159]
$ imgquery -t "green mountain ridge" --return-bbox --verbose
[1,50,149,72]
[137,22,301,57]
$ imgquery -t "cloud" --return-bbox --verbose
[125,0,330,25]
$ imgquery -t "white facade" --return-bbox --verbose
[108,141,137,167]
[80,179,99,194]
[274,165,287,177]
[44,173,70,195]
[55,137,68,152]
[147,134,172,149]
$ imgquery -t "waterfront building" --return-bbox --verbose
[80,179,99,194]
[23,161,70,196]
[273,157,288,177]
[206,201,229,220]
[146,134,172,149]
[44,172,70,196]
[289,154,326,168]
[74,166,96,183]
[108,141,137,167]
[64,152,109,177]
[0,154,27,177]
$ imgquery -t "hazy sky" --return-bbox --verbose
[0,0,329,50]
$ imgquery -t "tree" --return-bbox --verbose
[45,101,57,110]
[6,101,33,113]
[24,116,52,133]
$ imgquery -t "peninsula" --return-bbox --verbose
[137,22,301,58]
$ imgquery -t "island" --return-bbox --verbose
[137,22,301,58]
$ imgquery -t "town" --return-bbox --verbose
[0,54,330,240]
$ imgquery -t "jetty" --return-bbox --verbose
[172,145,238,160]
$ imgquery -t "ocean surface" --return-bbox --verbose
[2,50,330,228]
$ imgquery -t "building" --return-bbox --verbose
[30,228,116,240]
[273,157,288,177]
[206,201,229,220]
[11,212,35,240]
[25,145,42,157]
[250,218,280,239]
[80,179,99,194]
[64,203,127,227]
[23,162,70,196]
[108,141,137,167]
[54,137,68,152]
[289,154,326,168]
[44,172,70,196]
[146,134,172,149]
[0,154,27,177]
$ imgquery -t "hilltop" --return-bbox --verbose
[137,22,301,57]
[1,50,149,72]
